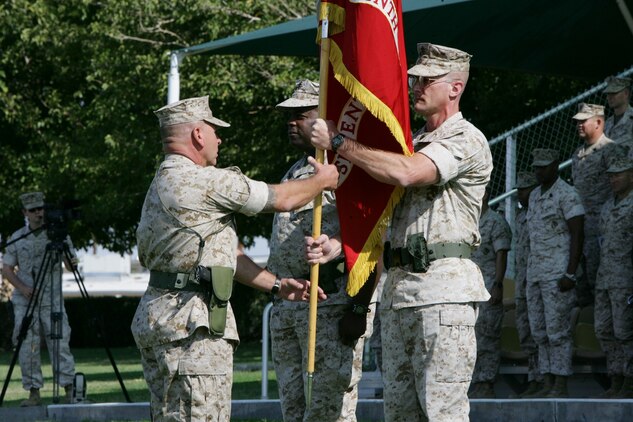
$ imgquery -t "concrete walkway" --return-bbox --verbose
[1,399,633,421]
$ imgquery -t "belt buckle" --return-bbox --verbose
[175,273,188,289]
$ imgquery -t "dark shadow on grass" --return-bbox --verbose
[76,369,145,382]
[232,380,278,400]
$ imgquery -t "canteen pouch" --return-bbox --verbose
[406,233,430,273]
[208,266,234,336]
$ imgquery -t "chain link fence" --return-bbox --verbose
[486,65,633,277]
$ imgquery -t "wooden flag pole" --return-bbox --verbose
[306,9,330,408]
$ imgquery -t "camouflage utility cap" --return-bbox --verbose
[573,103,605,120]
[20,192,45,210]
[606,156,633,173]
[514,171,538,189]
[276,79,320,109]
[154,96,230,128]
[603,76,631,94]
[408,43,472,78]
[532,148,559,167]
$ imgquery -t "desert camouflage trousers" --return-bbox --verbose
[583,213,601,286]
[12,303,75,390]
[270,303,374,422]
[472,301,503,383]
[369,307,383,373]
[594,288,633,377]
[527,278,576,376]
[578,218,600,305]
[139,327,234,422]
[381,302,477,422]
[515,298,541,382]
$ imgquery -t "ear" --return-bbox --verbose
[191,126,205,150]
[450,80,465,98]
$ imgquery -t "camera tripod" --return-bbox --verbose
[0,233,131,406]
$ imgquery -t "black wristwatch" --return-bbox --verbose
[271,278,281,296]
[331,133,346,153]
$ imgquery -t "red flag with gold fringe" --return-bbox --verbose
[318,0,413,296]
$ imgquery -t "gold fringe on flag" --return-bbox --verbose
[328,41,412,156]
[346,186,405,296]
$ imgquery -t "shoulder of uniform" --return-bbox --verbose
[7,226,29,242]
[210,165,244,177]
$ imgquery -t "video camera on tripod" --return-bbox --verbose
[0,196,130,407]
[43,200,81,243]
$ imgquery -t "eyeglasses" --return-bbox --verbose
[27,207,44,213]
[408,75,453,89]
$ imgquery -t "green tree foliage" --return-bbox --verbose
[0,0,318,251]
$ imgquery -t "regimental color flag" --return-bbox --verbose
[318,0,413,296]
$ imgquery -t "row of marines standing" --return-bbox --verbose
[469,76,633,399]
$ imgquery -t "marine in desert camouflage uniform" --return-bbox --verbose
[571,103,616,305]
[2,192,78,406]
[469,188,512,398]
[526,148,585,398]
[131,96,337,421]
[603,76,633,148]
[309,42,492,422]
[512,172,542,397]
[594,156,633,398]
[268,80,374,422]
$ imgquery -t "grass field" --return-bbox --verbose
[0,342,279,408]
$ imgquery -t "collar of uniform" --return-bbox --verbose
[289,156,315,179]
[414,111,465,147]
[536,176,564,199]
[165,153,195,163]
[612,189,633,208]
[577,134,611,158]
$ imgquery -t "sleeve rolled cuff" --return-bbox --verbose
[240,180,269,216]
[492,239,511,253]
[419,142,458,186]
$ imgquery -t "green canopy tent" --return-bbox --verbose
[167,0,633,102]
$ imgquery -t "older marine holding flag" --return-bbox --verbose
[309,42,492,421]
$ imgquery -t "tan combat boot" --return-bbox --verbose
[469,381,495,398]
[20,388,41,407]
[476,382,495,398]
[523,373,553,398]
[545,375,569,398]
[468,382,482,398]
[614,377,633,399]
[62,384,74,404]
[519,380,543,398]
[598,375,624,399]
